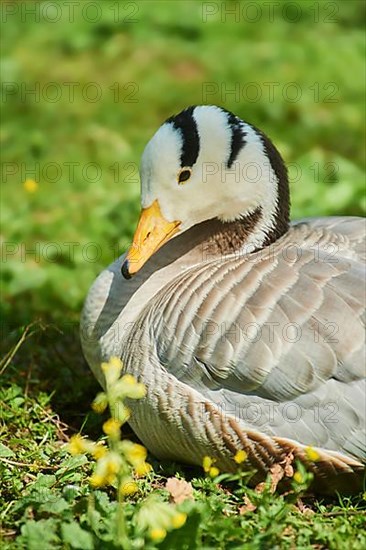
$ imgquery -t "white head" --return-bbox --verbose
[122,105,289,278]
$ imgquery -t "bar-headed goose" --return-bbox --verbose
[81,106,365,492]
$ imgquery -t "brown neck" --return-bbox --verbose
[198,208,263,259]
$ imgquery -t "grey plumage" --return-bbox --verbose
[81,107,365,493]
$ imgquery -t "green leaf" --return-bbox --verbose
[61,522,94,549]
[57,454,89,475]
[31,473,57,488]
[20,519,59,550]
[0,442,15,457]
[39,497,70,515]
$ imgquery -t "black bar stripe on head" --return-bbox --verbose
[225,111,247,168]
[166,106,200,167]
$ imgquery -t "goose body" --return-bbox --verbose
[81,106,365,492]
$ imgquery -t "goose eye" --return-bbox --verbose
[178,168,192,184]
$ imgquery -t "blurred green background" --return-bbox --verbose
[1,0,365,334]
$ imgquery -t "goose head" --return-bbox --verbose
[122,105,289,278]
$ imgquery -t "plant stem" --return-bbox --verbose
[116,478,130,549]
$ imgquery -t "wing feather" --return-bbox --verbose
[147,218,365,459]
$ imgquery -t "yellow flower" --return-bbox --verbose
[293,471,304,484]
[90,473,106,487]
[136,496,183,539]
[101,356,124,385]
[103,418,121,438]
[203,456,219,476]
[68,434,87,455]
[171,512,187,529]
[107,356,123,370]
[112,402,131,424]
[202,456,212,473]
[120,374,136,385]
[105,453,122,475]
[122,442,147,465]
[90,453,122,487]
[234,450,247,464]
[120,479,138,496]
[92,444,107,460]
[92,392,108,414]
[149,528,166,541]
[305,446,320,462]
[106,473,117,485]
[23,178,38,193]
[134,461,152,477]
[115,374,146,399]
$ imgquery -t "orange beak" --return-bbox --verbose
[121,199,181,278]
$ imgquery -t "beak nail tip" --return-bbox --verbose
[121,260,132,280]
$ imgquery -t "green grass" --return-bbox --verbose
[1,329,366,549]
[1,1,365,548]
